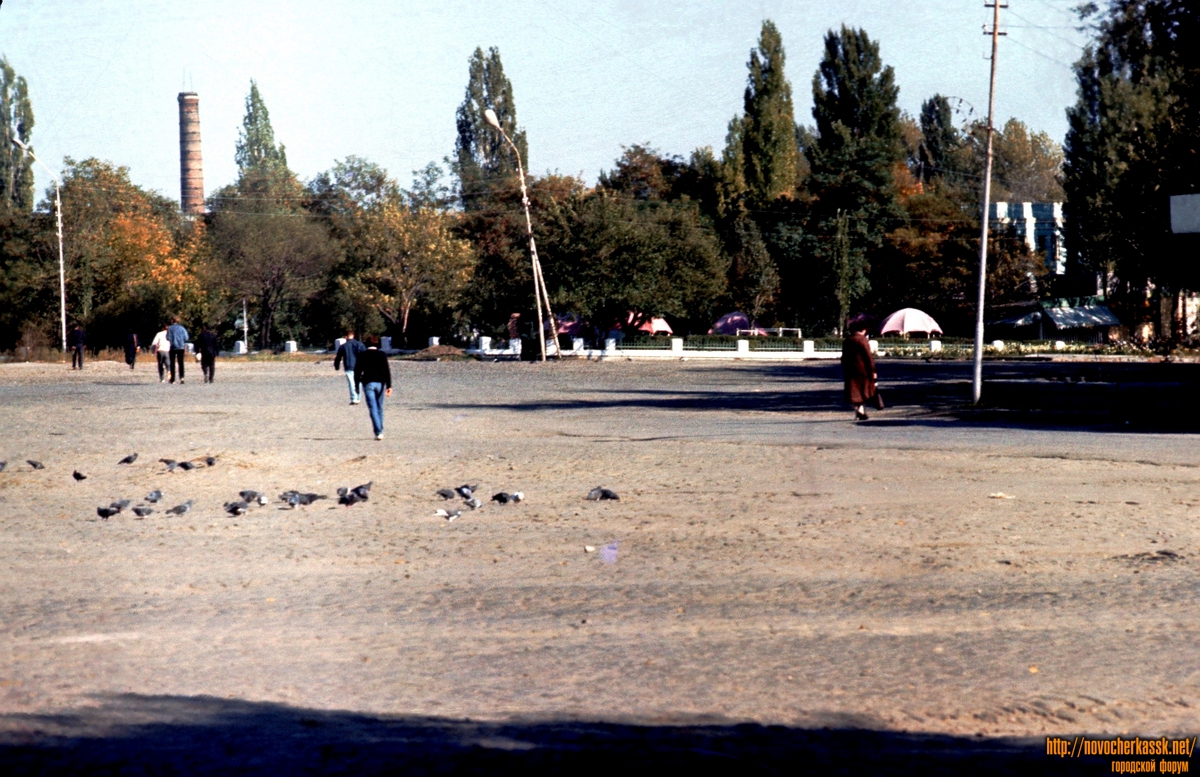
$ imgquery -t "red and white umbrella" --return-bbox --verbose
[879,308,943,335]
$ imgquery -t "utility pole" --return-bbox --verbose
[972,0,1005,404]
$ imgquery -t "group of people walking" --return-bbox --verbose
[334,332,392,440]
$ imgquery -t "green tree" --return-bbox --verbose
[452,46,527,211]
[0,56,35,213]
[917,94,961,184]
[740,20,799,206]
[727,215,779,322]
[235,80,288,178]
[803,25,905,331]
[1063,0,1199,339]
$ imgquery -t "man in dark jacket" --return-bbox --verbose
[353,336,392,440]
[197,325,220,383]
[333,331,367,404]
[166,317,189,384]
[124,330,139,370]
[841,318,877,421]
[67,323,86,370]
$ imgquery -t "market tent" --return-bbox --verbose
[626,312,673,335]
[708,311,766,336]
[879,308,943,336]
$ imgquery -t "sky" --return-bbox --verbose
[1,0,1089,206]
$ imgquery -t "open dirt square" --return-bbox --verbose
[0,358,1197,768]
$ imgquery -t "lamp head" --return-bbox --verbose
[483,108,501,130]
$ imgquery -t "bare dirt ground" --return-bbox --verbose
[0,357,1196,771]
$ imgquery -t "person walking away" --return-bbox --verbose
[353,336,392,440]
[67,323,86,370]
[333,331,366,404]
[197,324,220,383]
[841,317,877,421]
[150,324,170,382]
[166,317,189,384]
[124,329,139,370]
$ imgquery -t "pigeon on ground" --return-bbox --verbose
[435,508,461,522]
[109,499,131,512]
[0,461,7,472]
[118,453,138,465]
[145,489,162,503]
[97,505,119,519]
[159,459,179,472]
[177,461,197,471]
[205,456,217,467]
[224,500,249,516]
[465,496,482,510]
[72,470,87,481]
[280,491,326,508]
[436,488,457,500]
[455,484,478,499]
[338,491,363,507]
[491,491,525,505]
[239,490,261,503]
[586,487,620,501]
[132,506,153,517]
[27,460,44,470]
[166,500,193,515]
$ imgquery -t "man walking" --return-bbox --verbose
[353,336,392,440]
[197,324,220,383]
[150,323,170,382]
[166,317,189,384]
[124,329,139,370]
[67,323,86,370]
[333,331,367,404]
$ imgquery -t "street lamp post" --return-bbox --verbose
[483,108,559,362]
[12,137,67,353]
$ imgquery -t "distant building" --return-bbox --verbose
[989,201,1065,275]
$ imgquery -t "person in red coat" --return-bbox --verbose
[841,318,877,421]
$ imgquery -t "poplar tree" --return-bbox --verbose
[0,57,35,213]
[740,20,799,206]
[235,80,288,178]
[917,94,960,184]
[453,47,527,211]
[805,26,904,329]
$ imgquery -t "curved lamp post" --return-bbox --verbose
[12,137,67,353]
[483,108,559,361]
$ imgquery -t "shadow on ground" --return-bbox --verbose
[436,360,1200,433]
[0,694,1111,775]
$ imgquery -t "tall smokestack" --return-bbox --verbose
[177,92,204,217]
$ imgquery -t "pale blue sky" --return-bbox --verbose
[2,0,1087,205]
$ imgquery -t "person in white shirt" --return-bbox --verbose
[150,325,171,383]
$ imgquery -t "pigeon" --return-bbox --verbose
[280,491,326,508]
[586,487,619,501]
[465,496,482,510]
[145,489,162,503]
[72,470,87,481]
[166,500,193,515]
[338,491,363,507]
[27,460,44,470]
[224,500,249,516]
[159,459,179,472]
[96,506,119,519]
[239,490,262,503]
[0,461,7,472]
[436,488,457,500]
[132,506,153,517]
[118,453,138,465]
[204,456,217,467]
[177,461,197,471]
[435,508,461,522]
[455,484,478,499]
[492,491,525,505]
[109,499,131,512]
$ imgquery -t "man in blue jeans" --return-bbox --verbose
[166,317,189,384]
[333,331,367,404]
[352,336,392,440]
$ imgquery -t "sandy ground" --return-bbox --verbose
[0,357,1197,753]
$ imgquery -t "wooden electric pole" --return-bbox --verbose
[972,1,1005,404]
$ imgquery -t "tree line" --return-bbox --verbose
[1,2,1191,352]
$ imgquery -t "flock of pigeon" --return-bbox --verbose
[6,452,620,525]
